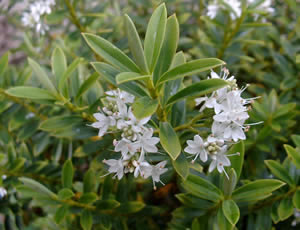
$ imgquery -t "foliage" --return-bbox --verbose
[0,0,299,229]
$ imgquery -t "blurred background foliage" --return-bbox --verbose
[0,0,299,229]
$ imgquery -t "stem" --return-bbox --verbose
[217,12,246,59]
[64,0,86,32]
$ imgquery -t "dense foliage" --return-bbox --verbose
[0,0,299,229]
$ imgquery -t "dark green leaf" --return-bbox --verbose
[232,179,286,203]
[265,160,295,186]
[284,145,300,169]
[82,33,140,72]
[116,72,150,84]
[157,58,225,85]
[132,96,158,119]
[159,122,181,160]
[54,205,68,224]
[172,152,189,180]
[116,201,145,214]
[79,193,98,204]
[5,87,56,100]
[293,190,300,209]
[51,47,67,85]
[144,3,167,72]
[278,198,294,220]
[124,14,148,73]
[227,141,244,180]
[0,52,9,76]
[58,188,74,200]
[39,115,82,132]
[80,210,93,230]
[166,79,228,105]
[222,200,240,225]
[62,160,73,189]
[76,72,100,99]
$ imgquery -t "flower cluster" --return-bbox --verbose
[207,0,274,20]
[21,0,56,35]
[91,90,167,189]
[185,69,260,178]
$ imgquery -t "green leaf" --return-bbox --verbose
[284,144,300,169]
[83,169,96,193]
[116,72,150,84]
[62,160,73,189]
[0,52,9,76]
[39,115,82,132]
[116,201,145,214]
[227,141,244,180]
[19,177,57,198]
[5,86,56,100]
[265,160,295,186]
[91,62,148,97]
[232,179,286,203]
[153,14,179,85]
[159,122,181,160]
[79,193,98,204]
[223,169,237,197]
[132,96,158,120]
[95,199,120,210]
[166,79,228,105]
[216,206,233,230]
[76,72,100,99]
[124,14,148,73]
[82,33,140,72]
[278,198,294,220]
[54,205,68,224]
[58,188,74,200]
[291,135,300,147]
[80,210,93,230]
[144,3,167,72]
[183,174,223,202]
[51,47,67,86]
[172,152,189,180]
[293,190,300,209]
[58,58,81,92]
[157,58,225,85]
[222,200,240,225]
[28,58,57,93]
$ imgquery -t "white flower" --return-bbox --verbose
[136,128,160,153]
[144,161,168,190]
[106,89,135,104]
[91,112,116,137]
[114,139,139,159]
[132,153,151,178]
[126,108,150,133]
[248,0,274,14]
[184,135,208,163]
[208,146,231,176]
[103,159,124,180]
[0,187,7,199]
[207,0,241,20]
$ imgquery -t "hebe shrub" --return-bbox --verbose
[0,0,299,229]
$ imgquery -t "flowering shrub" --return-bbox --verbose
[0,0,299,229]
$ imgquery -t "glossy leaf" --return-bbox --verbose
[278,198,294,220]
[284,144,300,169]
[80,210,93,230]
[51,47,67,85]
[19,177,57,198]
[183,174,223,202]
[6,86,56,100]
[144,3,167,72]
[232,179,285,203]
[159,122,181,160]
[76,72,100,99]
[153,14,179,85]
[58,188,74,200]
[124,14,148,73]
[157,58,225,85]
[222,200,240,225]
[62,160,73,189]
[39,115,82,132]
[54,205,68,224]
[116,72,150,84]
[58,58,81,92]
[82,33,140,72]
[223,169,237,197]
[28,58,57,93]
[166,79,228,105]
[132,96,158,120]
[172,152,189,180]
[293,190,300,209]
[265,160,295,186]
[227,141,244,180]
[116,201,145,214]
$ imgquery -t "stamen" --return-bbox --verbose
[227,152,240,157]
[223,169,229,179]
